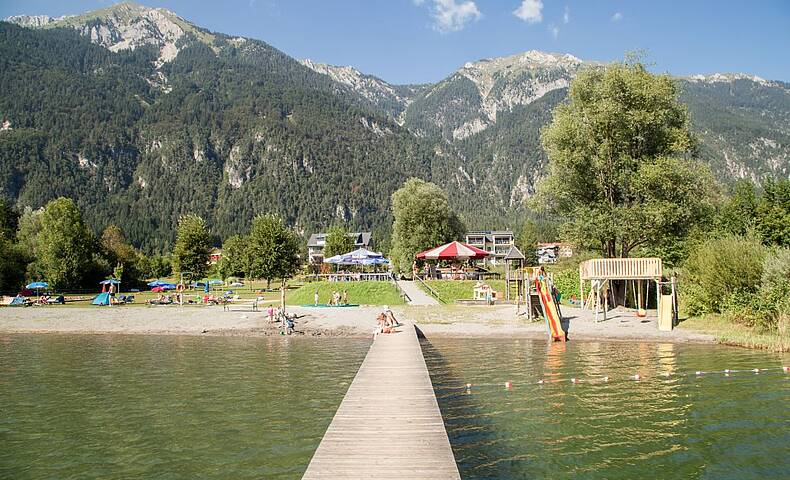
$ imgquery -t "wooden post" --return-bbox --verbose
[655,279,661,322]
[280,281,286,313]
[637,280,642,311]
[579,276,585,309]
[671,274,678,326]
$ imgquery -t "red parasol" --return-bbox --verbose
[416,241,490,260]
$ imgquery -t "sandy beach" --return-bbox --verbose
[0,303,714,343]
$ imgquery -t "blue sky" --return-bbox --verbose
[2,0,789,84]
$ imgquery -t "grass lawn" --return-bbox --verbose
[678,314,789,352]
[422,280,507,303]
[286,281,405,306]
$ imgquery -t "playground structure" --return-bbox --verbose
[535,274,566,341]
[579,257,677,329]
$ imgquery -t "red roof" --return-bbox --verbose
[416,241,490,260]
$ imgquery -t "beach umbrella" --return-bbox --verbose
[99,279,121,285]
[208,279,224,285]
[151,286,165,293]
[26,281,49,296]
[347,247,384,259]
[416,241,489,260]
[148,280,177,289]
[359,257,390,265]
[324,254,344,264]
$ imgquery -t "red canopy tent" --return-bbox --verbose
[416,241,489,260]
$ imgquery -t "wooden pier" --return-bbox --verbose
[302,324,460,479]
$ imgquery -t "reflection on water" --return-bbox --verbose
[0,334,369,479]
[424,339,790,480]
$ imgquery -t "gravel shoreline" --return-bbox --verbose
[0,304,715,344]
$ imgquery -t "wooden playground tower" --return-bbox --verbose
[579,257,676,328]
[504,246,542,319]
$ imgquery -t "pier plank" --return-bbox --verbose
[302,324,460,479]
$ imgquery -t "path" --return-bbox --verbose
[302,324,460,479]
[396,280,440,306]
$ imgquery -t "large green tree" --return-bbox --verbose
[536,60,715,258]
[172,214,211,280]
[245,214,300,287]
[36,197,95,290]
[101,225,143,285]
[323,224,355,259]
[217,234,248,280]
[716,180,758,237]
[755,178,790,247]
[390,178,466,272]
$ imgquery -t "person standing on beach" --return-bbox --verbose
[267,304,274,322]
[342,289,348,305]
[314,289,319,306]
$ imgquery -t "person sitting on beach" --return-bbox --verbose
[375,313,396,335]
[381,305,400,327]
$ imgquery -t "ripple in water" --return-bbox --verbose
[423,338,790,480]
[0,334,370,479]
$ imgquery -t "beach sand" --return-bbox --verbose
[0,303,714,343]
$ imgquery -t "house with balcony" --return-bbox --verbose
[307,232,373,264]
[464,230,515,265]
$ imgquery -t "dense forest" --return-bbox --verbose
[0,22,443,252]
[1,5,788,255]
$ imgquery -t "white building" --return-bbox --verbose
[464,230,515,265]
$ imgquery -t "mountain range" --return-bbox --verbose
[2,2,788,251]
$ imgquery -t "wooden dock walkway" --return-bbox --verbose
[302,324,460,479]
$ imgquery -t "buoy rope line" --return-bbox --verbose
[439,366,789,391]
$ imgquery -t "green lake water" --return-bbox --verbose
[2,334,788,479]
[423,338,790,480]
[0,334,370,479]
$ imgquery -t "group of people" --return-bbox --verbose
[36,293,65,305]
[267,304,296,334]
[314,289,348,306]
[375,305,401,336]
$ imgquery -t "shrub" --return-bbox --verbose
[761,248,790,294]
[683,235,765,315]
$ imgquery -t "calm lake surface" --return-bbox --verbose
[0,334,369,479]
[423,338,790,480]
[2,335,788,479]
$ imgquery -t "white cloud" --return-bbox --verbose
[563,6,570,24]
[513,0,543,24]
[430,0,482,33]
[550,24,559,39]
[611,12,623,22]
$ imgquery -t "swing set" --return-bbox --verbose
[579,258,677,329]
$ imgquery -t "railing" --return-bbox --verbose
[390,273,411,303]
[304,273,392,282]
[579,258,663,280]
[414,275,446,304]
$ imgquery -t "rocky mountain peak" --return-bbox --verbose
[4,2,212,67]
[687,72,777,88]
[463,50,583,73]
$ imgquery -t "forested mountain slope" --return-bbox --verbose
[3,2,789,251]
[0,16,442,251]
